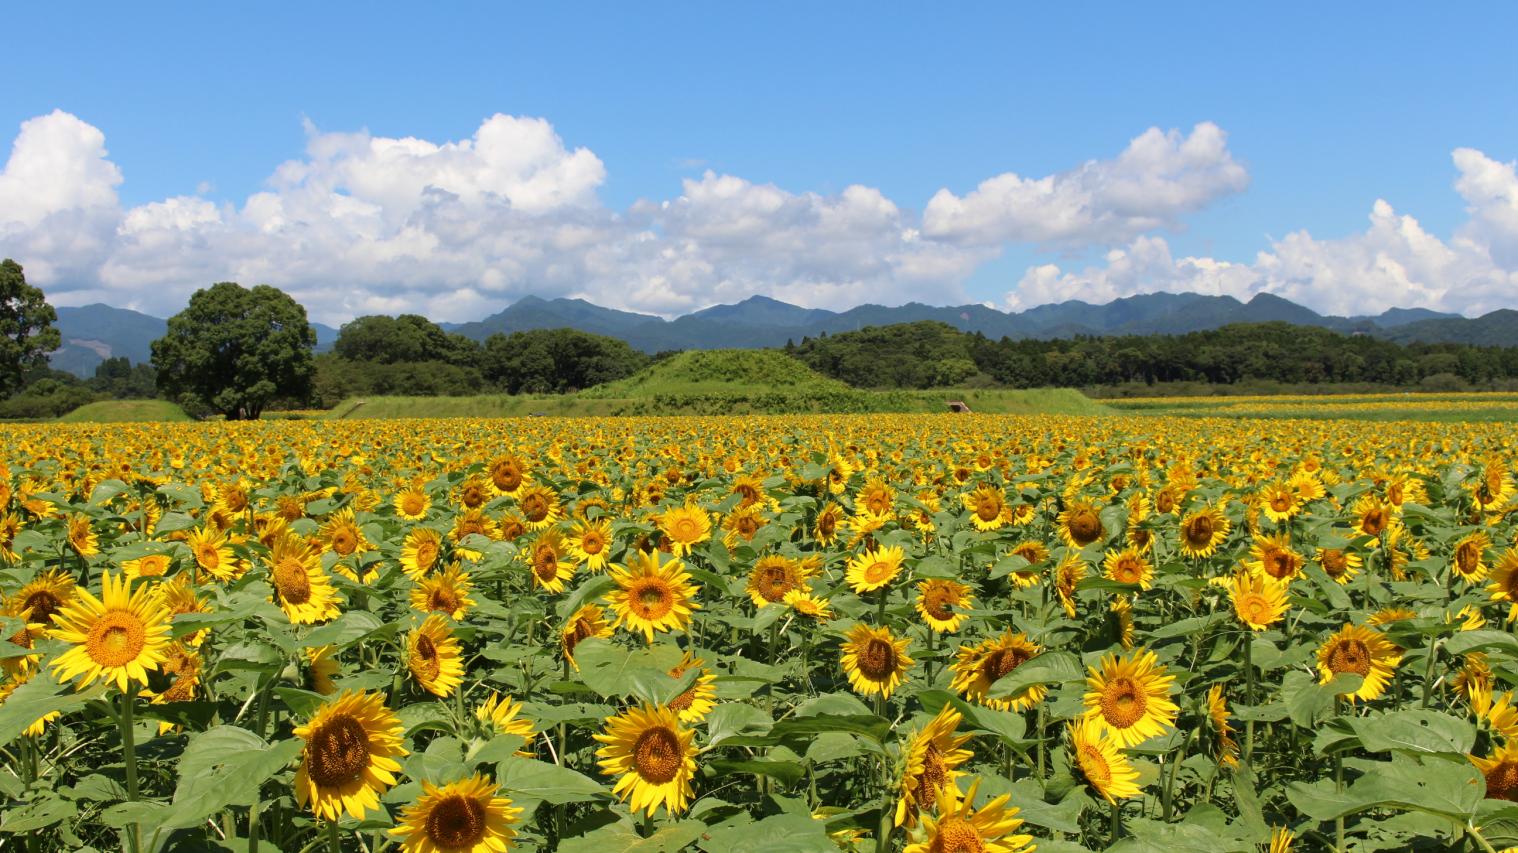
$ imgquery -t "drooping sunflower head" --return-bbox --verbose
[840,623,913,699]
[893,704,974,829]
[1082,648,1179,748]
[914,578,973,633]
[1316,622,1402,702]
[593,704,698,817]
[294,690,407,820]
[67,514,99,557]
[1069,715,1142,804]
[560,603,613,669]
[814,503,845,545]
[307,645,338,695]
[1178,506,1230,559]
[665,652,718,724]
[407,614,464,698]
[1204,684,1239,768]
[1058,499,1105,548]
[390,772,523,853]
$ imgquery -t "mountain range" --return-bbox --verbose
[47,291,1507,377]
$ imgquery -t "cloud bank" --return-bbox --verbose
[1,110,1514,324]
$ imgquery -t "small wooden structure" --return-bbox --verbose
[946,401,972,413]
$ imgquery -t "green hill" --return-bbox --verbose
[579,349,851,397]
[55,400,192,423]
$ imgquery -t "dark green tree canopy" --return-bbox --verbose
[151,282,316,419]
[481,328,649,394]
[0,259,62,398]
[334,314,477,365]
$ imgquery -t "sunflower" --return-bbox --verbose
[10,569,75,627]
[721,504,766,548]
[1069,715,1142,803]
[902,777,1034,853]
[915,578,973,633]
[784,589,834,620]
[1102,547,1153,589]
[120,552,172,582]
[1246,532,1304,583]
[508,483,557,533]
[594,704,698,817]
[560,603,613,669]
[1054,552,1087,618]
[158,574,212,646]
[408,614,464,698]
[307,645,339,695]
[656,503,711,556]
[0,513,21,562]
[1269,826,1296,853]
[746,554,809,608]
[526,529,575,593]
[1487,548,1518,622]
[1058,499,1106,548]
[814,503,845,545]
[845,545,905,594]
[1469,460,1516,515]
[390,773,522,853]
[1178,506,1230,559]
[393,485,431,521]
[450,509,499,561]
[961,484,1009,532]
[1229,571,1289,630]
[1083,648,1178,748]
[488,454,531,496]
[477,692,536,744]
[840,623,913,699]
[1316,623,1402,702]
[893,704,974,828]
[1472,742,1518,802]
[605,551,700,642]
[294,690,407,820]
[66,513,99,558]
[1473,686,1518,740]
[411,563,476,620]
[145,642,202,732]
[1205,684,1239,769]
[950,631,1044,711]
[567,518,613,572]
[1,604,45,678]
[321,507,369,559]
[401,527,444,579]
[186,525,240,582]
[666,652,718,723]
[1452,530,1492,583]
[49,571,172,692]
[269,533,341,625]
[1352,494,1393,538]
[1260,482,1301,524]
[1318,547,1362,585]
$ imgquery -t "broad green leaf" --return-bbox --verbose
[495,757,606,804]
[1348,709,1474,755]
[0,671,104,744]
[160,727,302,829]
[987,651,1084,699]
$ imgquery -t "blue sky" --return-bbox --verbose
[2,4,1516,323]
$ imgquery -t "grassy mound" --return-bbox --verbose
[56,400,192,423]
[580,349,851,397]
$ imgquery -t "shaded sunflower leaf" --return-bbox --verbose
[0,795,76,832]
[770,713,891,744]
[705,702,774,747]
[1281,669,1360,728]
[273,687,328,719]
[709,758,806,785]
[558,574,616,619]
[1285,753,1482,822]
[1473,802,1518,849]
[161,728,303,829]
[986,651,1084,699]
[560,819,709,853]
[0,670,105,745]
[697,811,836,853]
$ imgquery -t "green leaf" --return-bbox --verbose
[770,714,891,744]
[159,727,303,829]
[697,811,836,852]
[709,758,806,785]
[1348,709,1474,756]
[1286,752,1483,822]
[572,639,687,704]
[986,651,1084,699]
[0,670,104,744]
[705,702,774,747]
[495,757,606,804]
[302,610,388,649]
[1445,630,1518,657]
[1282,669,1360,728]
[560,820,709,853]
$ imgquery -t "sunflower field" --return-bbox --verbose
[2,414,1518,852]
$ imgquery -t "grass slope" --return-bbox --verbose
[580,349,852,397]
[56,400,192,423]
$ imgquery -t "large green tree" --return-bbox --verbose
[151,282,316,419]
[0,259,62,398]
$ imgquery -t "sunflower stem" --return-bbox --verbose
[1035,703,1046,780]
[925,628,936,684]
[327,817,342,853]
[1243,632,1255,764]
[120,685,141,853]
[1421,639,1441,710]
[1468,823,1501,853]
[1334,699,1346,852]
[1109,799,1122,843]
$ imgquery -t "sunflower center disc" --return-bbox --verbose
[632,726,682,784]
[1485,761,1518,801]
[1079,744,1113,785]
[758,567,791,601]
[981,646,1029,682]
[425,793,487,848]
[274,558,313,605]
[23,591,61,624]
[307,715,372,787]
[582,534,604,554]
[1100,677,1148,728]
[428,588,460,613]
[1328,639,1372,676]
[416,542,438,569]
[1068,511,1101,543]
[932,817,987,853]
[976,499,999,522]
[522,495,548,522]
[87,611,146,666]
[864,560,894,584]
[401,494,425,515]
[1322,550,1347,577]
[534,548,559,581]
[635,583,672,617]
[924,590,954,620]
[859,638,897,680]
[332,529,356,556]
[413,635,441,680]
[1185,516,1214,546]
[913,743,946,805]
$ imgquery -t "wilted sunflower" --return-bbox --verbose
[666,652,718,723]
[390,773,522,853]
[294,690,407,820]
[269,533,341,625]
[961,484,1009,532]
[120,552,172,582]
[1102,546,1153,589]
[1472,742,1518,802]
[1246,532,1304,582]
[1452,530,1492,583]
[951,630,1045,712]
[1316,623,1402,702]
[401,527,444,579]
[49,571,171,692]
[1318,547,1362,585]
[1178,506,1230,559]
[594,704,697,817]
[893,704,974,828]
[746,554,809,608]
[914,578,973,633]
[392,484,431,521]
[840,623,913,699]
[560,603,613,669]
[66,514,99,558]
[527,529,575,593]
[411,563,476,620]
[186,525,239,582]
[1229,571,1289,630]
[1070,715,1142,803]
[1205,684,1239,769]
[1058,499,1106,548]
[1083,648,1178,748]
[408,614,464,698]
[567,518,613,572]
[477,692,536,744]
[902,777,1033,853]
[845,545,905,594]
[656,503,710,556]
[606,550,700,642]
